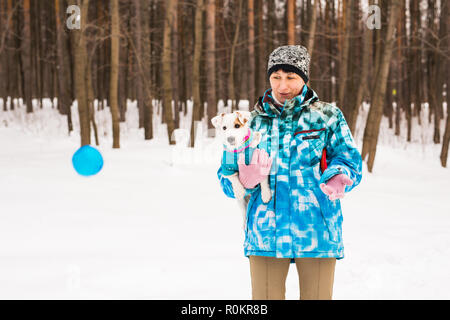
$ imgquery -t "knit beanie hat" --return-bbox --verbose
[267,45,310,83]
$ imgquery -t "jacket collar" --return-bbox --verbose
[254,85,319,118]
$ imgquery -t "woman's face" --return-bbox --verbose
[269,70,305,104]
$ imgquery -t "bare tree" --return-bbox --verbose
[71,0,91,146]
[162,0,176,145]
[110,0,120,148]
[306,0,319,58]
[21,0,32,113]
[337,0,352,107]
[55,0,73,134]
[439,1,450,167]
[228,0,243,111]
[206,0,217,137]
[287,0,295,44]
[348,0,370,134]
[191,0,204,148]
[247,0,256,108]
[362,0,402,172]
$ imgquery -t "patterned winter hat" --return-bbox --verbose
[267,45,310,83]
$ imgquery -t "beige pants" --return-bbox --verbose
[249,255,336,300]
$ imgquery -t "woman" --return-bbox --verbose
[217,45,362,300]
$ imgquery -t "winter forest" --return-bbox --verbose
[0,0,450,299]
[0,0,448,170]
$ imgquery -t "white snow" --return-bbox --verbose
[0,98,449,299]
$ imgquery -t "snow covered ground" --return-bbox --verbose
[0,98,449,299]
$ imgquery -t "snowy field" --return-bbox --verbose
[0,98,449,299]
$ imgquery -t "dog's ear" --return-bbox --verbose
[235,111,251,125]
[211,113,225,128]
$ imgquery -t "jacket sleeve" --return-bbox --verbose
[319,107,363,193]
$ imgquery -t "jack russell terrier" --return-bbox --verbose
[212,111,272,228]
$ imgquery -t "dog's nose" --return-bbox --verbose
[227,136,235,144]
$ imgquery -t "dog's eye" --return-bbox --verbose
[234,124,240,129]
[222,126,227,130]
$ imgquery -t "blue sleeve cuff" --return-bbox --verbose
[217,167,235,199]
[320,165,352,192]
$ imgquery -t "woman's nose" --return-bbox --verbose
[279,80,289,91]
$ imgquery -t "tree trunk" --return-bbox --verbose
[229,0,243,111]
[32,0,42,109]
[110,0,121,148]
[134,0,144,129]
[394,1,404,137]
[178,4,188,116]
[247,0,256,109]
[439,1,450,167]
[172,0,180,130]
[162,0,176,144]
[361,0,402,172]
[256,0,266,97]
[190,0,204,148]
[337,0,352,108]
[55,0,73,134]
[86,57,99,146]
[306,0,318,59]
[206,0,217,137]
[142,0,153,140]
[21,0,32,113]
[287,0,295,45]
[4,0,18,110]
[349,0,370,134]
[71,0,91,146]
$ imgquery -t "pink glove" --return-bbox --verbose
[238,149,273,189]
[320,174,353,200]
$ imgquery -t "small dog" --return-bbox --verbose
[212,111,272,229]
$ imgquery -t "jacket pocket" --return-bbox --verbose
[311,186,341,243]
[245,195,276,251]
[293,128,326,168]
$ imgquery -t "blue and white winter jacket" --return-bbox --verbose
[217,86,362,261]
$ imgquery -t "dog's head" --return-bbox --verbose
[211,111,252,149]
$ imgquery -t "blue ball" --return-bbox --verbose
[72,145,104,176]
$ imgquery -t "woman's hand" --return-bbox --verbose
[238,149,273,189]
[320,174,353,200]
